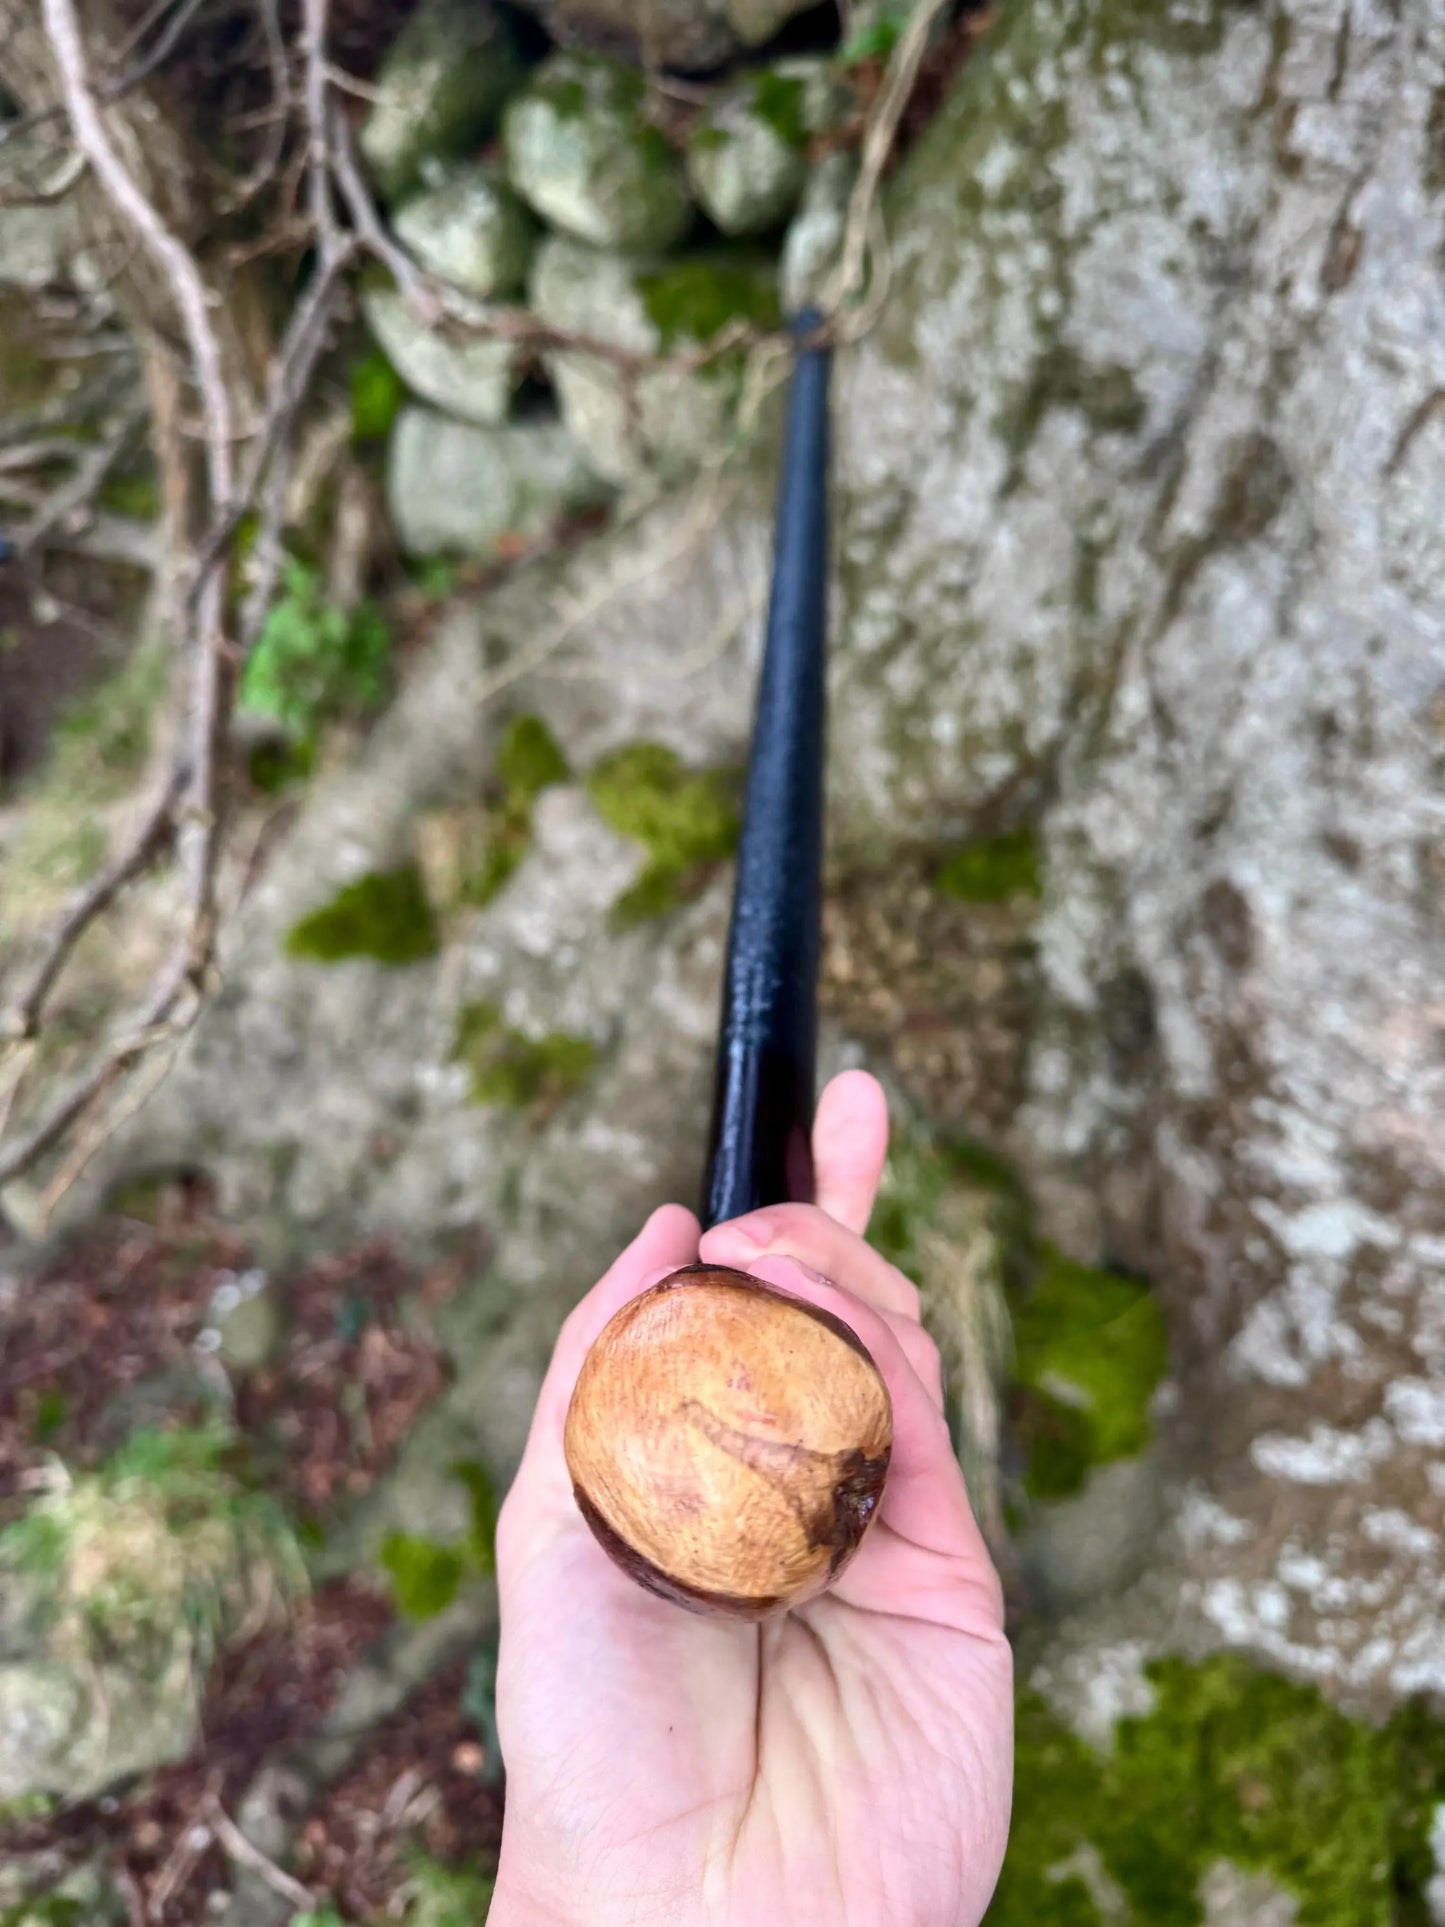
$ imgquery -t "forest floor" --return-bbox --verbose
[0,1188,501,1922]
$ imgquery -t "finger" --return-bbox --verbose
[700,1201,922,1322]
[740,1254,981,1565]
[504,1204,700,1528]
[811,1068,889,1233]
[892,1315,945,1410]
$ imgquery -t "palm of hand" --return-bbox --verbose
[492,1076,1013,1927]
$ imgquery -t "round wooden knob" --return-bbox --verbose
[564,1264,892,1617]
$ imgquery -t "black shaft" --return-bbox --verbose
[701,315,831,1230]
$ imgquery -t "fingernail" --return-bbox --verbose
[714,1213,773,1249]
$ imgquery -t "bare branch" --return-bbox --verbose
[224,0,289,211]
[102,0,208,98]
[193,235,356,618]
[41,0,233,508]
[302,0,337,250]
[825,0,972,327]
[0,105,66,150]
[14,407,143,554]
[0,986,191,1191]
[1,0,240,1200]
[206,1797,314,1911]
[2,775,184,1045]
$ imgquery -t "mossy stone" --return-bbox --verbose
[996,1656,1445,1925]
[363,284,517,428]
[684,63,836,238]
[392,164,537,300]
[285,866,440,966]
[587,742,740,923]
[868,1132,1165,1505]
[504,52,693,253]
[636,255,781,350]
[359,0,528,201]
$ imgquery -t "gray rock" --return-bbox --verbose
[529,235,776,483]
[0,1648,197,1804]
[1017,1451,1166,1613]
[0,1663,83,1800]
[392,165,537,299]
[821,0,1445,1708]
[504,53,693,252]
[386,406,609,556]
[685,61,846,239]
[509,0,831,67]
[360,0,527,202]
[363,283,519,426]
[779,149,857,315]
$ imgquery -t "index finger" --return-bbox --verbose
[503,1204,700,1531]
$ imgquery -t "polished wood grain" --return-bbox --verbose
[565,1265,892,1618]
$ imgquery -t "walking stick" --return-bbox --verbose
[564,315,892,1619]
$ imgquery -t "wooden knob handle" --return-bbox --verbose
[565,1265,892,1618]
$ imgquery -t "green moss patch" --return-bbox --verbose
[1012,1245,1167,1502]
[285,866,439,965]
[839,6,908,64]
[350,349,407,444]
[872,1130,1029,1284]
[937,825,1042,903]
[871,1132,1166,1505]
[995,1657,1445,1926]
[461,714,571,908]
[750,71,808,148]
[239,559,392,744]
[496,712,568,799]
[637,257,780,352]
[587,742,740,923]
[453,1000,597,1111]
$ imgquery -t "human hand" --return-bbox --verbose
[489,1070,1013,1927]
